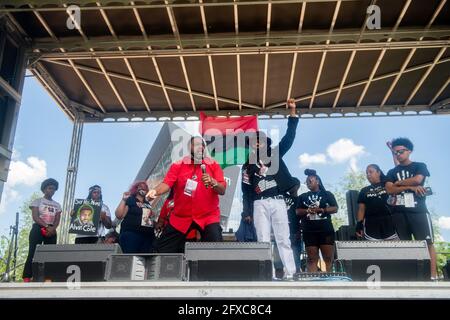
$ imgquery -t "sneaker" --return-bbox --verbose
[272,277,283,281]
[275,268,284,279]
[284,274,295,281]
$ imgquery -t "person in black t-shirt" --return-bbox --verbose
[385,137,436,278]
[115,181,155,253]
[356,164,398,241]
[296,169,338,272]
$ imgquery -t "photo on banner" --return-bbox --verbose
[69,199,101,236]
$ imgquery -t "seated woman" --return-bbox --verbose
[356,164,398,241]
[115,181,155,253]
[296,169,338,272]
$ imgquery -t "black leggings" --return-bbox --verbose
[155,222,223,253]
[23,224,57,279]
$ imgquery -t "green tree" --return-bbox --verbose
[428,210,450,277]
[0,192,40,282]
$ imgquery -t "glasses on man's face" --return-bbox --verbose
[394,149,409,156]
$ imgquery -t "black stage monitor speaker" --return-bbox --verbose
[335,241,431,281]
[105,254,187,281]
[32,244,121,282]
[185,242,272,281]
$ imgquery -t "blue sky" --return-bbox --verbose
[1,76,450,241]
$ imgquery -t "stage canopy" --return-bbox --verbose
[1,0,450,122]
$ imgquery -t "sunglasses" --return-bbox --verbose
[394,149,409,156]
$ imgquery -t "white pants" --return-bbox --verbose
[253,198,296,277]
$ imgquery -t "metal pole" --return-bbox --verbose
[59,113,84,244]
[12,211,19,281]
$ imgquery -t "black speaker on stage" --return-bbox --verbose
[346,190,359,227]
[335,241,431,281]
[32,244,121,282]
[105,254,187,281]
[336,225,357,241]
[185,242,272,281]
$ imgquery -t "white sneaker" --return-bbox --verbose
[284,274,295,281]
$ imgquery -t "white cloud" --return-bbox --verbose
[438,216,450,230]
[298,153,327,167]
[326,138,366,164]
[7,157,47,187]
[298,138,366,171]
[0,185,20,215]
[0,156,47,215]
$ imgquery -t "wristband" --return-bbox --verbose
[356,221,364,233]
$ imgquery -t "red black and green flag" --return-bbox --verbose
[200,112,258,168]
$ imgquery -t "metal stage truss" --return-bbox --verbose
[0,0,449,242]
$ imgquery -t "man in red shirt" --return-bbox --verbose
[147,136,226,253]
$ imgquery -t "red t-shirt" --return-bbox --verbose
[163,156,226,234]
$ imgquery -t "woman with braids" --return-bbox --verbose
[356,164,399,241]
[74,185,112,244]
[23,178,62,282]
[296,169,338,272]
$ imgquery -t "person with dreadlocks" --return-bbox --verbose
[241,99,299,280]
[74,185,112,244]
[23,178,61,282]
[296,169,338,272]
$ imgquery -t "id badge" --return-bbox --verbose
[404,193,415,208]
[184,178,198,197]
[395,194,405,206]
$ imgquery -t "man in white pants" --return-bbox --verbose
[242,99,299,279]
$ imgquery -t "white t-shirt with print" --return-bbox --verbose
[76,203,111,238]
[30,198,62,225]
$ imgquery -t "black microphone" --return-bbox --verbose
[201,164,209,188]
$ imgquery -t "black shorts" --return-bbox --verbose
[391,212,434,244]
[364,216,398,241]
[303,231,335,248]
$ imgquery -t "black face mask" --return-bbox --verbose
[138,189,147,197]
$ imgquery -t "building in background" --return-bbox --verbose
[0,20,27,201]
[135,122,241,230]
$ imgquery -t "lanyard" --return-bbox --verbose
[192,164,199,180]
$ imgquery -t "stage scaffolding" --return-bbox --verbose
[0,0,449,242]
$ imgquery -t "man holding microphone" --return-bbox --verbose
[147,136,226,253]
